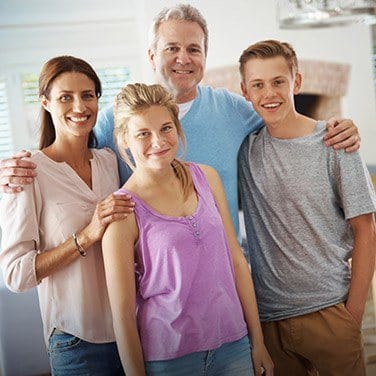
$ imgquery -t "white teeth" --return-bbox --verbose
[69,116,88,122]
[174,70,191,74]
[263,103,280,108]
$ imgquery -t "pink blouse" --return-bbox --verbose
[0,148,119,345]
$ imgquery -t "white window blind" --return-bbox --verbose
[22,73,40,150]
[96,67,132,109]
[0,79,13,159]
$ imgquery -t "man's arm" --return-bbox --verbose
[324,117,361,152]
[345,213,376,324]
[0,150,37,193]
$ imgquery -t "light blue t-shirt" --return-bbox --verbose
[95,85,263,234]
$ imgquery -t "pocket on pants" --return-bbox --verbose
[337,303,362,332]
[48,329,82,353]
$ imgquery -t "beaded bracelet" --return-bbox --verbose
[72,233,87,257]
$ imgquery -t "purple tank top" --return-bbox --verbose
[117,163,247,361]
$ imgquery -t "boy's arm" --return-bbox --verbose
[200,164,274,376]
[102,215,146,376]
[346,213,376,324]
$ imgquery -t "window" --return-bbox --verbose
[22,73,40,151]
[0,79,13,159]
[97,67,132,109]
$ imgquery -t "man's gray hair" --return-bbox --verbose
[149,4,208,56]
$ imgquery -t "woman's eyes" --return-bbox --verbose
[58,93,95,102]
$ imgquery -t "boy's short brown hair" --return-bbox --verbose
[239,40,298,82]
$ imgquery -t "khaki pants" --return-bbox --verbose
[261,303,366,376]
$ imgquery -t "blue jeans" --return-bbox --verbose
[145,335,253,376]
[48,329,124,376]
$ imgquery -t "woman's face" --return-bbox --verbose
[42,71,98,142]
[125,105,179,170]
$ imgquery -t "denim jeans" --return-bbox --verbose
[145,335,253,376]
[48,329,124,376]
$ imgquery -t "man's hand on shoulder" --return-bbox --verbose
[324,117,361,153]
[0,150,37,193]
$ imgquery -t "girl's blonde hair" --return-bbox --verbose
[114,83,192,198]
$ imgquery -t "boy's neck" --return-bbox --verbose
[266,112,317,139]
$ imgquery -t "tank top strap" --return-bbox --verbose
[114,188,145,210]
[187,163,217,207]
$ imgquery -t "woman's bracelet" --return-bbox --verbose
[72,232,87,257]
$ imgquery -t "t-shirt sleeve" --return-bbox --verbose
[0,182,41,292]
[333,149,376,219]
[95,105,115,149]
[95,106,132,185]
[230,91,264,135]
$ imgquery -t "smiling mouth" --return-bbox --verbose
[148,149,170,157]
[172,69,194,74]
[67,115,90,123]
[262,103,281,109]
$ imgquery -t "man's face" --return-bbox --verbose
[148,19,206,104]
[241,56,301,128]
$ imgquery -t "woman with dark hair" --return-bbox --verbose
[0,55,130,375]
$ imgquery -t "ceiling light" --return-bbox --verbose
[277,0,376,29]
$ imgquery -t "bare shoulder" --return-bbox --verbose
[104,211,138,242]
[197,163,219,179]
[197,164,221,186]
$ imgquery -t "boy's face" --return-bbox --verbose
[241,56,301,128]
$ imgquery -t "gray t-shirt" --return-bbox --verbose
[238,121,376,322]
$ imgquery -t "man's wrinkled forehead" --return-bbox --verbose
[154,20,206,54]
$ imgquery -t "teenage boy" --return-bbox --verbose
[238,39,376,375]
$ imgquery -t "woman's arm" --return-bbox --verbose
[0,177,132,291]
[200,164,273,376]
[102,214,146,376]
[35,192,133,281]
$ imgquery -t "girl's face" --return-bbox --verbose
[125,105,179,170]
[42,71,98,142]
